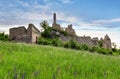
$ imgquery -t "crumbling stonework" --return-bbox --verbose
[102,34,112,49]
[52,13,63,31]
[9,23,40,43]
[52,13,112,49]
[65,24,76,36]
[59,35,98,46]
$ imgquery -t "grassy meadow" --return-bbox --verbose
[0,41,120,79]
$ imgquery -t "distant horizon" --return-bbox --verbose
[0,0,120,48]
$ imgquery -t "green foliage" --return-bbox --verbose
[40,20,49,30]
[81,44,89,50]
[38,38,51,45]
[60,30,68,36]
[98,40,103,48]
[89,46,98,52]
[51,38,64,47]
[41,29,51,38]
[0,32,9,41]
[97,48,112,55]
[64,39,80,50]
[0,42,120,79]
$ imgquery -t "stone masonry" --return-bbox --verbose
[102,34,112,49]
[52,13,112,49]
[9,23,40,43]
[52,13,63,31]
[9,13,112,49]
[65,24,76,36]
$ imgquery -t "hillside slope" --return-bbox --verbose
[0,42,120,79]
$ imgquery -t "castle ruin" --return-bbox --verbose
[52,13,111,48]
[9,24,40,43]
[52,13,63,31]
[65,24,76,36]
[102,34,112,49]
[9,13,112,49]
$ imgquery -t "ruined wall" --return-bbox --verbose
[59,35,98,46]
[30,24,40,43]
[52,13,63,31]
[9,24,40,43]
[52,23,63,31]
[65,24,76,36]
[102,35,112,49]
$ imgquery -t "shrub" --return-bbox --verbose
[81,44,89,50]
[64,39,81,50]
[89,46,98,52]
[60,30,68,36]
[112,48,117,52]
[38,38,51,45]
[0,32,9,41]
[41,29,51,38]
[97,48,112,55]
[51,38,64,47]
[98,40,103,48]
[64,42,70,48]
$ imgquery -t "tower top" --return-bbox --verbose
[53,13,56,24]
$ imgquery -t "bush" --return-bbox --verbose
[38,38,51,45]
[51,38,64,47]
[98,40,103,48]
[81,44,89,50]
[60,30,68,36]
[97,48,112,55]
[41,29,51,38]
[0,32,9,41]
[64,39,81,50]
[64,42,70,48]
[89,46,98,52]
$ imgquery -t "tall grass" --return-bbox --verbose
[0,41,120,79]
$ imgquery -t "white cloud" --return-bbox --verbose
[94,18,120,24]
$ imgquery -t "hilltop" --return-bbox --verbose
[0,41,120,79]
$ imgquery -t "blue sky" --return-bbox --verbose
[0,0,120,47]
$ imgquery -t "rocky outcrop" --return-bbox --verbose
[65,24,76,36]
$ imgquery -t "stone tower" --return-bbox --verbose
[53,13,56,24]
[52,13,63,31]
[102,34,112,49]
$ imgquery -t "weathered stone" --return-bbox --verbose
[9,23,40,43]
[52,13,63,31]
[102,34,112,49]
[92,37,98,46]
[65,24,76,36]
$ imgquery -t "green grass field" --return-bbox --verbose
[0,41,120,79]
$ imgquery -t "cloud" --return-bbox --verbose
[94,18,120,24]
[0,0,120,32]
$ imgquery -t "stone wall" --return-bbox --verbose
[9,23,40,43]
[102,34,112,49]
[59,35,98,46]
[52,13,63,31]
[65,24,76,36]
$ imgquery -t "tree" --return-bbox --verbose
[0,32,8,41]
[40,20,49,30]
[112,42,117,49]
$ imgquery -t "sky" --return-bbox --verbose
[0,0,120,48]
